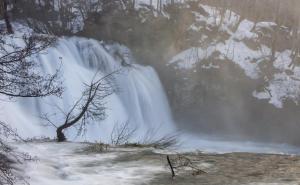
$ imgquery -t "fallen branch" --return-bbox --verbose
[167,155,175,178]
[168,154,207,176]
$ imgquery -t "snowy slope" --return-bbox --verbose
[168,4,300,108]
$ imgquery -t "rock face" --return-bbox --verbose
[163,3,300,145]
[80,0,300,145]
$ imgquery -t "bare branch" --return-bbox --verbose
[0,34,63,98]
[40,70,120,142]
[110,121,137,145]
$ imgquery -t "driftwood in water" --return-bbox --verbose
[167,155,175,178]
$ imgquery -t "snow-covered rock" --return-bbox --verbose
[168,3,300,108]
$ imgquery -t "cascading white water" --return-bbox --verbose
[3,36,300,154]
[1,37,176,142]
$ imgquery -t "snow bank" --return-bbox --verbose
[169,3,300,108]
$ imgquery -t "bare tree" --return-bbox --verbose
[0,6,62,184]
[0,33,62,183]
[42,71,118,142]
[0,34,62,98]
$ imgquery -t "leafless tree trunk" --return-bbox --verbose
[3,0,13,34]
[167,155,175,178]
[160,0,162,11]
[46,71,118,142]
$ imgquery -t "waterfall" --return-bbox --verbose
[1,37,176,142]
[4,36,300,154]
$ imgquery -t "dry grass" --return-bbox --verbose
[83,142,110,153]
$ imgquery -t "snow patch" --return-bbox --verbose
[169,3,300,108]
